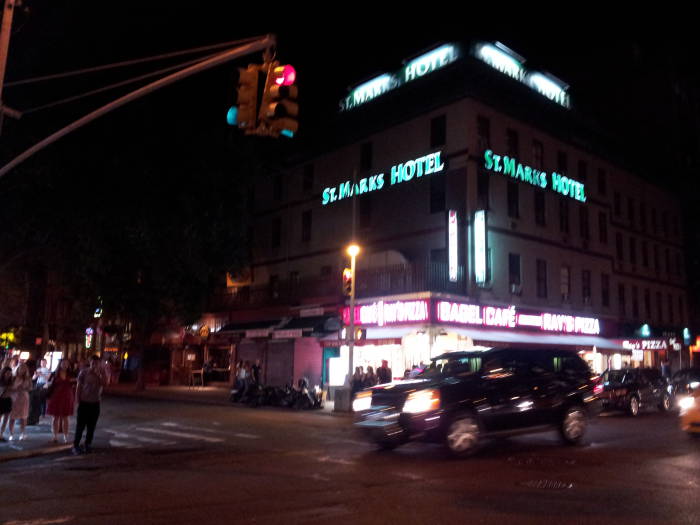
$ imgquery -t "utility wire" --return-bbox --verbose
[21,50,222,114]
[4,36,265,87]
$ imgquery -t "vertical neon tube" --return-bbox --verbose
[448,210,458,282]
[474,210,487,285]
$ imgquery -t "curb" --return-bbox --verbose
[0,444,71,463]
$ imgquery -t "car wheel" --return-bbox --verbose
[659,393,672,412]
[628,396,640,417]
[445,412,480,457]
[560,405,587,445]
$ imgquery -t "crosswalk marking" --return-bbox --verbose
[136,427,225,443]
[108,439,142,449]
[160,422,223,434]
[104,429,175,445]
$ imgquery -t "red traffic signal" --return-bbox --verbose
[272,64,296,86]
[342,267,352,296]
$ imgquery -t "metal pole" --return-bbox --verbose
[0,35,275,179]
[348,252,356,391]
[0,0,16,135]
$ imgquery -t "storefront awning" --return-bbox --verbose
[446,327,628,352]
[217,319,283,337]
[273,315,341,338]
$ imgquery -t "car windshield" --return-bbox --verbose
[420,354,484,377]
[606,370,627,384]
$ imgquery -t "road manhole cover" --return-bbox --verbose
[519,479,573,490]
[508,456,576,467]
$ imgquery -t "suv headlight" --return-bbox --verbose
[403,389,441,414]
[352,390,372,412]
[679,396,696,411]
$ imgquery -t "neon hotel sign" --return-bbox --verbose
[343,299,601,336]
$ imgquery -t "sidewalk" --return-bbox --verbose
[0,419,71,463]
[105,383,346,416]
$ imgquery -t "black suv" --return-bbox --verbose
[598,368,672,416]
[353,347,600,457]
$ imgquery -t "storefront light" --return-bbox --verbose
[403,389,440,414]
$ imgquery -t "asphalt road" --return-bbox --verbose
[1,396,698,525]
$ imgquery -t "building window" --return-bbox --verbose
[656,291,663,324]
[534,191,546,226]
[271,217,282,248]
[597,168,607,195]
[654,245,660,274]
[668,293,674,325]
[601,273,610,307]
[644,289,651,319]
[619,284,626,316]
[507,181,519,218]
[557,151,568,173]
[273,174,283,201]
[665,248,671,275]
[536,259,547,298]
[627,198,635,227]
[559,200,569,234]
[598,212,608,244]
[532,140,544,169]
[616,233,624,261]
[632,286,639,319]
[430,175,446,214]
[642,241,649,267]
[508,253,521,287]
[672,215,680,237]
[679,295,685,325]
[289,271,300,287]
[360,141,373,171]
[614,192,621,217]
[359,196,372,228]
[629,237,637,266]
[477,170,489,209]
[662,211,669,237]
[301,210,312,242]
[651,208,658,235]
[639,203,647,232]
[302,164,314,192]
[579,206,589,240]
[477,115,490,151]
[269,275,279,298]
[506,128,519,157]
[430,114,446,148]
[560,266,571,301]
[577,160,588,182]
[582,270,591,305]
[676,251,683,276]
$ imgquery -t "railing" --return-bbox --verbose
[208,261,466,312]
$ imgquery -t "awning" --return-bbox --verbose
[444,327,628,352]
[218,320,283,334]
[273,315,341,339]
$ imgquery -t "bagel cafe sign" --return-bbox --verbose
[322,151,445,206]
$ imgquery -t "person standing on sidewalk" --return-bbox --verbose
[72,355,105,454]
[8,364,32,440]
[0,367,13,441]
[46,359,75,443]
[33,359,51,418]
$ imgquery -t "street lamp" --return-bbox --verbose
[346,243,360,407]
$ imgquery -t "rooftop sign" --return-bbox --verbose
[340,44,459,112]
[474,42,571,109]
[483,149,587,203]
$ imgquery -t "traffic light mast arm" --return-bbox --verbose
[0,35,276,179]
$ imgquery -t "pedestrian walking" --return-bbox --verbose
[33,359,51,417]
[0,366,13,441]
[8,363,33,440]
[46,359,75,443]
[377,360,392,384]
[363,366,377,388]
[72,355,105,454]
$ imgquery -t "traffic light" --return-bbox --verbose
[228,64,261,129]
[342,267,352,296]
[261,63,298,138]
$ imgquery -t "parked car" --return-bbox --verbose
[670,368,700,402]
[679,389,700,437]
[598,367,672,416]
[353,347,601,457]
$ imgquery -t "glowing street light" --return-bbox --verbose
[346,243,360,411]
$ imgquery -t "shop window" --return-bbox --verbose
[557,151,568,173]
[618,284,626,317]
[601,273,610,307]
[629,237,637,266]
[430,115,446,148]
[598,212,608,244]
[477,115,490,151]
[507,181,519,218]
[632,286,639,319]
[644,289,651,319]
[506,128,519,157]
[301,210,312,242]
[579,206,589,240]
[302,164,314,192]
[642,241,649,267]
[508,253,521,287]
[582,270,591,305]
[597,168,607,196]
[614,192,621,217]
[616,233,624,261]
[536,259,547,298]
[532,140,544,169]
[360,141,373,171]
[477,169,489,209]
[430,175,446,214]
[559,200,569,234]
[560,266,571,302]
[271,217,282,249]
[534,190,545,226]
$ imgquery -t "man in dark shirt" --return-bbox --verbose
[377,360,392,384]
[251,359,262,386]
[72,355,105,454]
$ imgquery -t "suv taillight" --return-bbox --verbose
[593,382,604,395]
